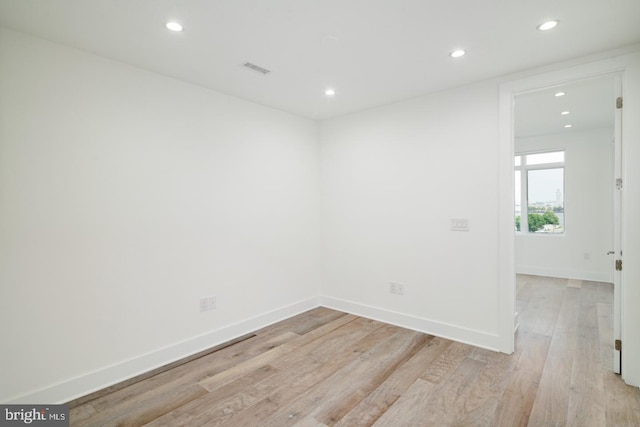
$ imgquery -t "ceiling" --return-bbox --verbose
[515,75,616,138]
[0,0,639,120]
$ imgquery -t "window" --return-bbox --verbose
[515,150,564,234]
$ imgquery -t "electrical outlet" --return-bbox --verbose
[200,296,217,312]
[389,282,405,295]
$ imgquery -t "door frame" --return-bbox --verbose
[498,53,638,384]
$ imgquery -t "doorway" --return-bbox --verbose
[497,60,629,372]
[513,75,620,375]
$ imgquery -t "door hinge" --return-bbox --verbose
[616,259,623,271]
[616,178,623,190]
[616,97,623,109]
[615,339,622,351]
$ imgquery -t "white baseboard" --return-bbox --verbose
[515,265,613,283]
[319,296,501,352]
[7,297,320,404]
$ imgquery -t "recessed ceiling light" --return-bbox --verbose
[450,49,466,58]
[555,91,566,97]
[537,20,559,31]
[561,111,570,115]
[325,88,336,96]
[564,124,573,128]
[166,21,183,32]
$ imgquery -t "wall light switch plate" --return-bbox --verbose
[451,218,469,231]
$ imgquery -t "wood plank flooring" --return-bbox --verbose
[69,275,640,426]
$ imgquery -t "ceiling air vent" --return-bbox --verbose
[243,62,271,75]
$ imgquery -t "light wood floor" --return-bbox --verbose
[69,275,640,426]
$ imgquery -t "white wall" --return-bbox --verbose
[0,28,321,403]
[515,128,614,282]
[320,81,502,349]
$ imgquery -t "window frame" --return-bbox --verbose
[515,150,565,235]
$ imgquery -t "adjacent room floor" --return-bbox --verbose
[69,275,640,426]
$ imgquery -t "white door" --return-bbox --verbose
[612,74,623,374]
